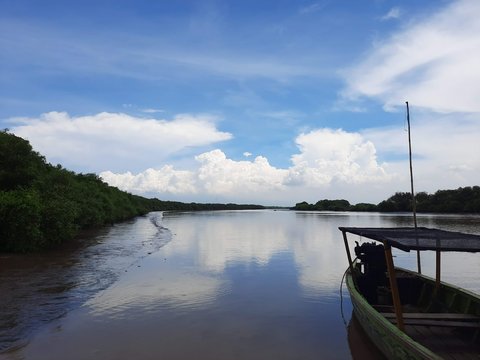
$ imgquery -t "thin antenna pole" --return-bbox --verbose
[406,101,421,274]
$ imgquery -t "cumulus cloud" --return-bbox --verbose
[101,149,291,198]
[287,129,389,186]
[101,166,197,194]
[342,0,480,113]
[10,111,232,173]
[195,150,288,194]
[100,114,480,205]
[101,128,390,203]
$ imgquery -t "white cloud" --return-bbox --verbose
[381,7,402,21]
[342,0,480,113]
[10,111,232,173]
[287,129,389,186]
[195,150,288,195]
[10,109,477,205]
[243,152,252,157]
[334,0,480,201]
[362,113,480,192]
[99,114,480,205]
[101,128,391,204]
[100,149,289,199]
[101,166,197,194]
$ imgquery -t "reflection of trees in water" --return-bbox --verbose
[0,213,170,352]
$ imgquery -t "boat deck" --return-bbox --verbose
[376,307,480,359]
[404,324,480,360]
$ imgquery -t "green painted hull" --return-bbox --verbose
[346,269,442,360]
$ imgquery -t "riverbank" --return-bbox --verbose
[0,212,171,353]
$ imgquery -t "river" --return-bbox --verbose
[1,210,479,359]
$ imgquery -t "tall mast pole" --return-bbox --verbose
[406,101,421,274]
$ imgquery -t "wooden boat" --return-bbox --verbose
[339,226,480,360]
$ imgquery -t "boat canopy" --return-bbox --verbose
[338,227,480,253]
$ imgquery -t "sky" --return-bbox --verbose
[1,0,480,206]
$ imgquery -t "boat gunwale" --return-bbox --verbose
[346,266,443,360]
[395,266,480,304]
[346,262,480,359]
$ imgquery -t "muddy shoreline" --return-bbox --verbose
[0,212,170,353]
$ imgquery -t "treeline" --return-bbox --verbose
[148,200,264,211]
[294,187,480,213]
[0,131,263,252]
[294,199,377,212]
[377,188,480,213]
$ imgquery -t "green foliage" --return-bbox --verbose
[0,131,46,190]
[315,199,351,211]
[0,132,264,252]
[380,187,480,213]
[294,201,315,211]
[293,199,375,211]
[377,192,412,212]
[351,203,378,212]
[0,190,43,252]
[146,199,264,212]
[40,196,77,247]
[293,187,480,213]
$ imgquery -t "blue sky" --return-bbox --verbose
[2,0,479,205]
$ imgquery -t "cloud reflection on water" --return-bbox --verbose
[158,210,480,301]
[84,211,480,320]
[160,211,368,301]
[7,211,480,360]
[87,264,226,318]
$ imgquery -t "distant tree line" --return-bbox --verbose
[293,187,480,213]
[0,131,263,252]
[377,188,480,213]
[148,200,264,211]
[293,199,377,212]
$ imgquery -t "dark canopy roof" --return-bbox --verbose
[339,227,480,253]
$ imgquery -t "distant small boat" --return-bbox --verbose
[339,226,480,359]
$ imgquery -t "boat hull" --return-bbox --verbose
[346,270,442,360]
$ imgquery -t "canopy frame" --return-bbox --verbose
[339,226,480,332]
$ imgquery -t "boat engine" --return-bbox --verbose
[354,242,389,303]
[354,241,387,280]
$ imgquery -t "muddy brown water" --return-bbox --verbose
[1,211,479,360]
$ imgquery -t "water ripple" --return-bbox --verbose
[0,212,171,352]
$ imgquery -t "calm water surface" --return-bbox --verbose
[1,211,479,360]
